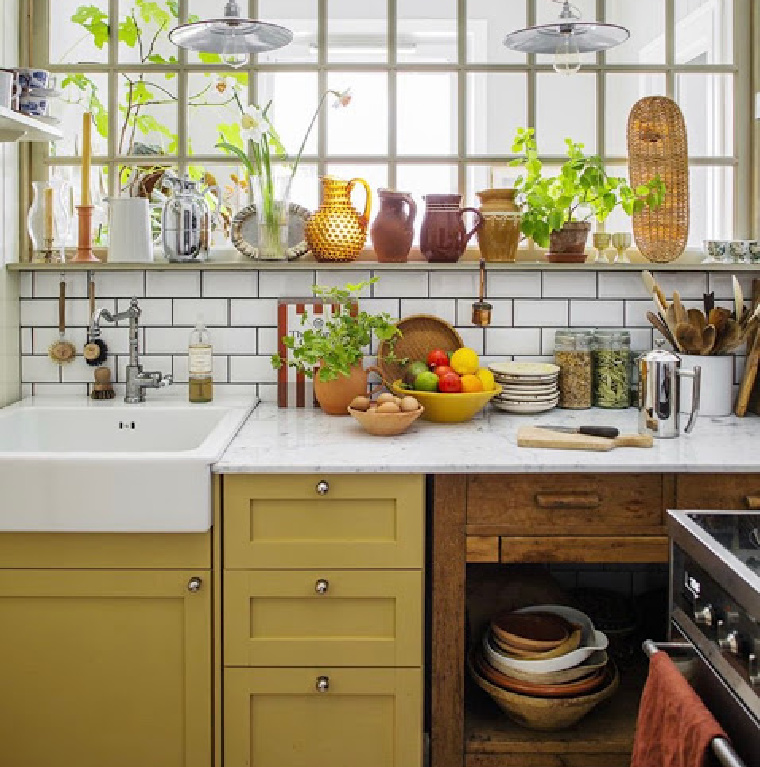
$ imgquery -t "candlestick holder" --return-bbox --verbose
[72,205,100,263]
[27,179,67,263]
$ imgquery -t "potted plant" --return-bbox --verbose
[510,128,666,262]
[271,280,401,415]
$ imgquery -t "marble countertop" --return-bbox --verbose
[214,404,760,474]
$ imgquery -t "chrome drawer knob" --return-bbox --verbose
[316,675,330,693]
[316,480,329,496]
[717,620,739,654]
[315,578,329,595]
[187,576,203,592]
[694,603,714,627]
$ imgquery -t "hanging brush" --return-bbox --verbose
[48,274,77,365]
[83,272,108,366]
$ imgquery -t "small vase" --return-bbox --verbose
[476,188,521,263]
[27,178,70,263]
[312,363,368,416]
[546,221,591,263]
[254,170,290,261]
[371,189,417,263]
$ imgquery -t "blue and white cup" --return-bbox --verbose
[749,242,760,264]
[18,93,48,117]
[704,240,728,262]
[15,68,49,90]
[729,240,755,264]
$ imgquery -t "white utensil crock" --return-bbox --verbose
[679,354,733,417]
[107,197,153,263]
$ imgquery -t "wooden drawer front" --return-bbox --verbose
[466,474,664,535]
[224,667,422,767]
[224,569,422,667]
[675,474,760,510]
[223,475,424,569]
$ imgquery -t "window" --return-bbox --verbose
[30,0,750,251]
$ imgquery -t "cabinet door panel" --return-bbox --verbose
[224,475,424,569]
[224,667,422,767]
[0,570,211,767]
[675,474,760,510]
[224,570,423,667]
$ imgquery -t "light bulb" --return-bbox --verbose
[222,50,249,68]
[553,34,581,75]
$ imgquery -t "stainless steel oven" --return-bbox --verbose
[665,510,760,767]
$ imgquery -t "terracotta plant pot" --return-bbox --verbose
[313,363,368,415]
[547,221,591,263]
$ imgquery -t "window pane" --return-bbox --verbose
[604,0,665,64]
[278,162,319,212]
[688,165,734,246]
[605,73,667,156]
[117,73,178,156]
[675,0,733,65]
[397,72,457,156]
[187,72,248,156]
[118,0,177,65]
[467,0,525,64]
[52,73,109,158]
[193,164,249,246]
[465,165,491,208]
[328,0,387,63]
[257,72,318,158]
[396,164,458,245]
[259,0,317,63]
[51,0,109,64]
[467,73,527,156]
[536,72,597,154]
[675,74,733,157]
[600,164,633,237]
[327,72,388,156]
[398,0,457,64]
[536,0,596,65]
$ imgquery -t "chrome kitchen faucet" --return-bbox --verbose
[90,298,173,403]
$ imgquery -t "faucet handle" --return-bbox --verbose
[160,373,174,388]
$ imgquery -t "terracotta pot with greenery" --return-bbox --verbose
[272,280,401,416]
[510,128,666,263]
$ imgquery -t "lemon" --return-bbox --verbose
[475,367,495,391]
[451,347,479,375]
[460,374,484,393]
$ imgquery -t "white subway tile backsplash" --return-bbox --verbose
[488,271,541,298]
[429,270,480,298]
[229,355,278,383]
[455,327,485,355]
[571,300,623,327]
[400,298,456,325]
[628,328,654,351]
[19,272,32,298]
[99,326,143,356]
[95,271,145,298]
[203,270,258,298]
[32,383,88,398]
[514,299,568,327]
[118,297,172,326]
[230,298,278,327]
[653,271,707,299]
[373,270,428,297]
[708,272,755,301]
[597,271,650,299]
[257,327,280,355]
[173,298,229,326]
[359,298,401,319]
[485,328,541,356]
[624,300,653,328]
[35,271,87,298]
[62,356,115,384]
[315,269,372,295]
[456,299,512,326]
[21,298,58,326]
[172,354,228,384]
[146,270,200,297]
[22,355,60,383]
[20,327,32,354]
[542,271,596,298]
[32,326,87,355]
[259,270,316,297]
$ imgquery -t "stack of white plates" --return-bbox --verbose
[488,362,560,414]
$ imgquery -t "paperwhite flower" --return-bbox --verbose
[240,105,267,143]
[216,76,232,94]
[332,87,352,108]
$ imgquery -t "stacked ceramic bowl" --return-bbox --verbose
[469,605,618,731]
[488,362,560,414]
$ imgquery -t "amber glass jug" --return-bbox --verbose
[306,176,372,262]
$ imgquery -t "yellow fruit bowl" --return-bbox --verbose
[391,380,502,423]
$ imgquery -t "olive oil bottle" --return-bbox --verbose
[188,319,213,403]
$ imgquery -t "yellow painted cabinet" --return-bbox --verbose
[224,569,423,667]
[0,569,211,767]
[224,667,423,767]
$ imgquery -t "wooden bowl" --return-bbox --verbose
[490,626,582,660]
[483,650,610,686]
[347,405,424,436]
[491,611,571,652]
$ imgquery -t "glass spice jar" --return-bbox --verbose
[555,330,594,409]
[594,330,631,408]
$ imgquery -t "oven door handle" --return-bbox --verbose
[642,639,692,657]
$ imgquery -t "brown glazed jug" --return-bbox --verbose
[420,193,483,263]
[370,189,417,263]
[305,176,372,262]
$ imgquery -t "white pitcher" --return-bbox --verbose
[107,197,153,263]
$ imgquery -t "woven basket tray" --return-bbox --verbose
[627,96,689,263]
[376,314,463,384]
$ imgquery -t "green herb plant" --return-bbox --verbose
[510,128,666,248]
[272,280,401,383]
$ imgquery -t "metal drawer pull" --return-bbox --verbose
[187,576,203,592]
[316,675,330,693]
[315,578,329,595]
[316,480,329,496]
[535,493,601,509]
[744,495,760,510]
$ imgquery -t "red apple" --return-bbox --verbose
[438,371,462,393]
[427,348,449,369]
[434,365,454,377]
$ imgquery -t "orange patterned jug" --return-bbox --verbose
[306,176,372,262]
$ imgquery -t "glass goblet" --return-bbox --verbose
[612,232,632,264]
[592,232,611,264]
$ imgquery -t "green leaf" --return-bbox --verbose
[71,5,110,49]
[198,51,222,64]
[118,16,139,48]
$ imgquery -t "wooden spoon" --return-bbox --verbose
[665,304,682,349]
[715,318,743,354]
[701,324,717,356]
[647,311,677,348]
[708,307,731,336]
[687,308,706,334]
[675,322,703,354]
[732,275,745,323]
[672,291,688,326]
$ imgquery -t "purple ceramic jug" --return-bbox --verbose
[420,194,483,263]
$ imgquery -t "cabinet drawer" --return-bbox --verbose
[224,667,422,767]
[224,569,422,667]
[223,475,424,569]
[466,474,664,534]
[675,474,760,510]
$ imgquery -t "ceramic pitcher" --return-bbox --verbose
[420,193,483,264]
[306,176,372,262]
[370,189,417,263]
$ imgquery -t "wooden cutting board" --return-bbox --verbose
[517,427,653,452]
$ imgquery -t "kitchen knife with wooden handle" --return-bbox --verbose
[517,426,654,451]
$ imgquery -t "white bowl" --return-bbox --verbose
[484,605,609,673]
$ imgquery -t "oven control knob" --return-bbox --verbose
[717,620,740,654]
[694,603,714,627]
[749,653,759,687]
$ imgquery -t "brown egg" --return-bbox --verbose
[376,392,396,405]
[376,401,401,414]
[400,396,420,412]
[349,396,371,412]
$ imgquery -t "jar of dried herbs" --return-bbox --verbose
[555,330,594,409]
[594,330,631,408]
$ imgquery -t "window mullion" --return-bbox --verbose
[108,0,118,198]
[388,0,397,189]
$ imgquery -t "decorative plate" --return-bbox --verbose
[489,362,561,377]
[231,202,312,261]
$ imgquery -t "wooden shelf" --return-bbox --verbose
[0,106,63,142]
[464,663,646,767]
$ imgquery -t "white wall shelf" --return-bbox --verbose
[0,106,62,143]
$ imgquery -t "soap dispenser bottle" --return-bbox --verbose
[189,318,213,403]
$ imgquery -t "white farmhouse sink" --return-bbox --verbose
[0,398,253,532]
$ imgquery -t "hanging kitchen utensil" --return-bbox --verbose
[674,322,702,355]
[472,258,492,327]
[48,276,77,365]
[83,273,108,366]
[732,275,745,323]
[646,311,677,348]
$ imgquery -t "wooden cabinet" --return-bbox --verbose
[674,474,760,510]
[221,474,424,767]
[0,567,211,767]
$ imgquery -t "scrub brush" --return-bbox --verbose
[83,274,108,366]
[91,366,115,400]
[48,275,77,365]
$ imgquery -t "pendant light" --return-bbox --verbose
[503,0,629,75]
[169,0,293,69]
